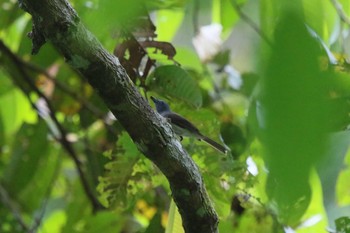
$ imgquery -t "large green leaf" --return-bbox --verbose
[3,121,49,194]
[156,10,184,42]
[212,0,240,38]
[1,120,61,216]
[260,11,331,225]
[0,89,37,137]
[0,14,30,52]
[147,65,202,108]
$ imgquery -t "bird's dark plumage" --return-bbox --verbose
[151,96,227,154]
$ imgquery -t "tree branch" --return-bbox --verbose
[18,0,219,232]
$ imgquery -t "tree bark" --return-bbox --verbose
[18,0,219,232]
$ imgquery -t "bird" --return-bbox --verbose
[151,96,227,154]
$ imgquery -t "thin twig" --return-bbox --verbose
[330,0,350,25]
[22,62,103,116]
[231,0,273,47]
[16,58,118,135]
[0,40,104,212]
[192,0,200,34]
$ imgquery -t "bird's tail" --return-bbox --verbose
[199,135,227,154]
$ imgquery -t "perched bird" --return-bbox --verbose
[151,96,227,154]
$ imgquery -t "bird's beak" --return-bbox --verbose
[150,96,157,103]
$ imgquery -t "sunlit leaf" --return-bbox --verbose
[156,10,184,42]
[165,200,184,233]
[38,210,67,233]
[97,132,142,208]
[0,14,30,51]
[174,48,202,72]
[218,0,240,37]
[0,83,37,137]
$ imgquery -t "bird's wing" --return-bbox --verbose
[161,112,201,136]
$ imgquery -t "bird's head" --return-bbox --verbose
[151,96,171,114]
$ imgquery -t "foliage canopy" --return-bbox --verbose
[1,0,350,232]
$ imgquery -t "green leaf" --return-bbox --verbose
[220,122,246,159]
[0,89,37,137]
[147,65,202,108]
[239,73,259,97]
[0,70,14,96]
[3,121,49,194]
[81,211,124,233]
[260,12,331,225]
[174,48,203,72]
[156,10,184,42]
[97,132,141,208]
[259,0,279,40]
[38,210,66,233]
[165,199,184,233]
[335,217,350,233]
[0,14,30,51]
[219,0,240,37]
[0,113,4,149]
[1,121,61,213]
[0,1,23,29]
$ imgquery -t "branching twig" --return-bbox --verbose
[10,55,118,135]
[231,0,273,46]
[330,0,350,25]
[22,62,102,115]
[0,40,103,212]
